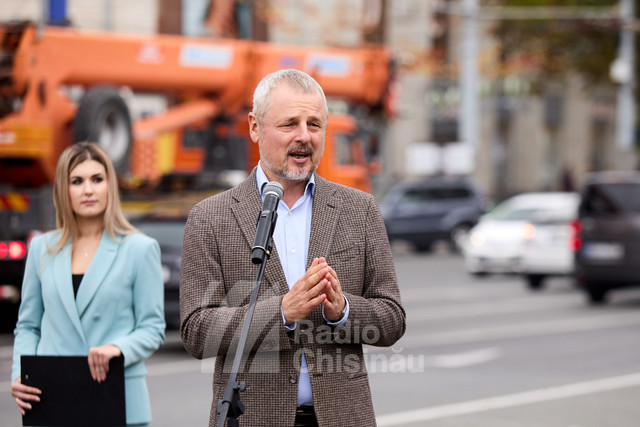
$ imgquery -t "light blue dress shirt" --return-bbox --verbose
[256,163,349,406]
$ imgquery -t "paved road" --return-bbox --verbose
[1,249,640,426]
[373,250,640,427]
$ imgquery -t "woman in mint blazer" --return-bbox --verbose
[11,142,166,426]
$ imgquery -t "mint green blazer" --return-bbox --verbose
[12,230,166,425]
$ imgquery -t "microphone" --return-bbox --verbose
[251,181,284,264]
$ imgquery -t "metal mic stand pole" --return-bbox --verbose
[217,238,273,427]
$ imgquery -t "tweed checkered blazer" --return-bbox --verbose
[180,169,406,427]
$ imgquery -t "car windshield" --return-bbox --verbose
[582,183,640,215]
[529,207,576,223]
[488,206,541,221]
[399,187,472,203]
[487,198,576,222]
[135,221,185,249]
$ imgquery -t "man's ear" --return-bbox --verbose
[248,112,260,143]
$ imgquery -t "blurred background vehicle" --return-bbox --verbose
[0,190,54,332]
[0,15,392,330]
[131,214,187,329]
[1,0,638,327]
[380,176,487,252]
[573,171,640,304]
[519,193,580,290]
[464,192,578,280]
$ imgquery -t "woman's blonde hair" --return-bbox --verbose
[50,142,136,255]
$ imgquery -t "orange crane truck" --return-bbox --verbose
[0,21,393,328]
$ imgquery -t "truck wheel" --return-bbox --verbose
[0,303,19,333]
[74,87,132,174]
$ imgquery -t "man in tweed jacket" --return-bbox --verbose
[180,69,406,427]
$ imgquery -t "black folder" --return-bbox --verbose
[21,355,126,427]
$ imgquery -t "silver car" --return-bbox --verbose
[519,193,580,290]
[464,192,578,282]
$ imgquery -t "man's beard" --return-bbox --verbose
[260,144,318,182]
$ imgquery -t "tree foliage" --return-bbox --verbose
[490,0,639,90]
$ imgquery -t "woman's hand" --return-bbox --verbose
[88,344,122,383]
[11,377,41,415]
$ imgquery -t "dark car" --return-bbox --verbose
[573,171,640,304]
[132,214,186,329]
[380,176,487,252]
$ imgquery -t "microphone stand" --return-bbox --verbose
[217,236,274,427]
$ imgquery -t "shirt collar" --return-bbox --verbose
[256,161,316,199]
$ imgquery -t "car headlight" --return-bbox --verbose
[523,223,536,240]
[469,231,485,247]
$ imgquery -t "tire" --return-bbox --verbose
[74,87,132,174]
[525,274,546,291]
[449,223,472,253]
[471,271,488,278]
[584,282,608,305]
[0,303,19,333]
[414,242,433,253]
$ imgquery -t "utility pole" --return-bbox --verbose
[613,0,636,167]
[459,0,479,150]
[104,0,113,31]
[39,0,49,39]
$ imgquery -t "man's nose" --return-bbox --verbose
[295,124,312,143]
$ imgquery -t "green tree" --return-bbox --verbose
[491,0,638,89]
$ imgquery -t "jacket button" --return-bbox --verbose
[93,314,101,321]
[289,375,297,384]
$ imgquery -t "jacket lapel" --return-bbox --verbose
[307,174,340,267]
[52,242,86,341]
[75,231,119,317]
[230,170,263,256]
[230,169,288,296]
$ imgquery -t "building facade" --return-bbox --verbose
[1,0,632,200]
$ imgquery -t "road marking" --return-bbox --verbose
[401,286,518,303]
[408,294,577,322]
[147,358,215,376]
[399,311,640,349]
[376,371,640,426]
[424,347,501,368]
